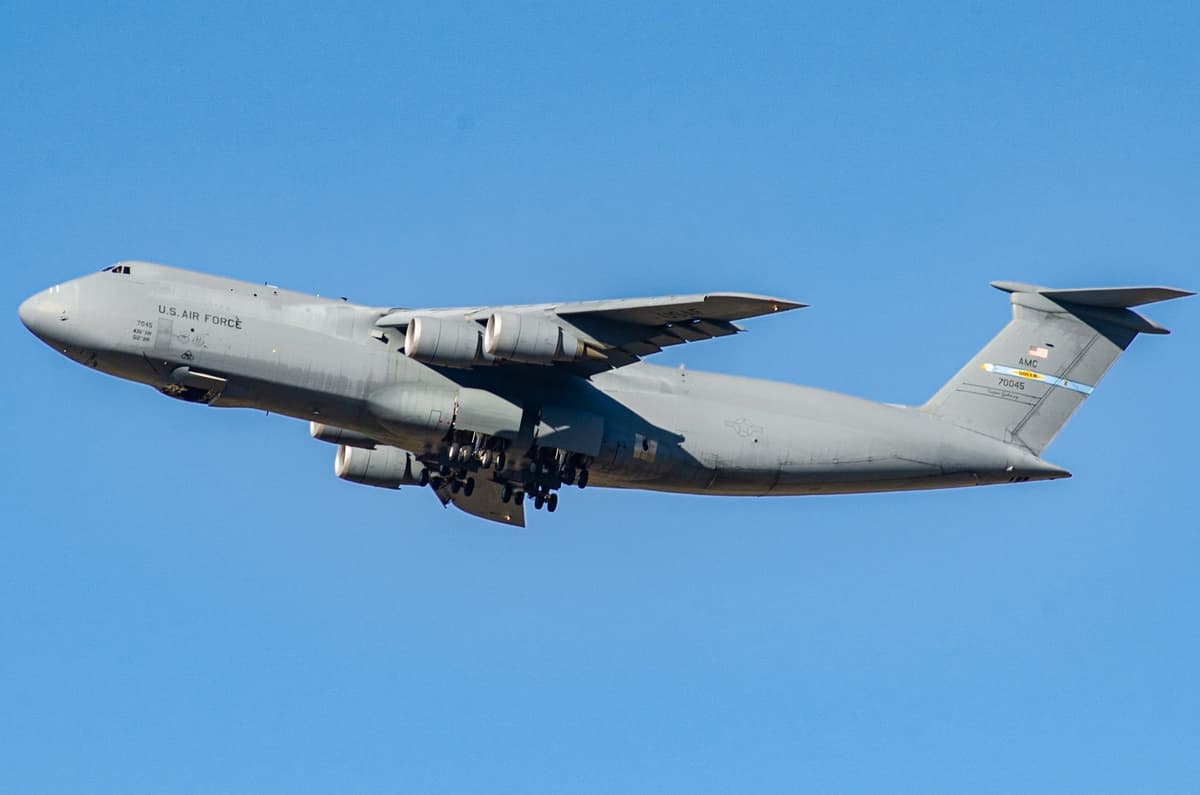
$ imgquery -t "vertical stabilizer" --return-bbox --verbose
[923,282,1191,455]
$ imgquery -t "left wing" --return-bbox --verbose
[377,292,804,373]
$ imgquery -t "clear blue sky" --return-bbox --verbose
[3,2,1197,791]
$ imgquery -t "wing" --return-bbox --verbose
[434,477,525,527]
[377,292,805,373]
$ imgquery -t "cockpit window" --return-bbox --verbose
[101,265,132,275]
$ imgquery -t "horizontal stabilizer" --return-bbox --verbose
[990,281,1193,335]
[991,281,1194,308]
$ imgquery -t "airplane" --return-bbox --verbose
[18,262,1191,526]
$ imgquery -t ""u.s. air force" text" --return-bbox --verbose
[158,305,243,329]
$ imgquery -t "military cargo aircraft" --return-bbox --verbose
[18,262,1191,525]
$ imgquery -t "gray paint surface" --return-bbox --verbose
[18,261,1191,525]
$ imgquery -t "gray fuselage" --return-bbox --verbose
[18,263,1066,497]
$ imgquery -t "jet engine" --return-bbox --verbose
[334,444,427,489]
[405,317,493,368]
[483,312,592,365]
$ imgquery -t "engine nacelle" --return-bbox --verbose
[310,421,378,449]
[483,312,588,365]
[366,385,457,439]
[405,316,493,368]
[334,444,426,489]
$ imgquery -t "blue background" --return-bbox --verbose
[3,2,1197,791]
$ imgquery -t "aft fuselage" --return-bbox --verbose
[18,263,1064,497]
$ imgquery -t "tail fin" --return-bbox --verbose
[923,281,1192,455]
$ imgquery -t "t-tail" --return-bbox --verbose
[923,281,1192,455]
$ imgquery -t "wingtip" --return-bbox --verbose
[701,292,807,311]
[760,296,808,312]
[990,280,1045,294]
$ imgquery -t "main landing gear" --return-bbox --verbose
[426,430,510,495]
[496,447,589,512]
[500,483,559,512]
[423,432,591,516]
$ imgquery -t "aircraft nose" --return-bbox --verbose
[18,288,69,342]
[18,292,46,334]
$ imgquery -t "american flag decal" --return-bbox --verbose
[1027,345,1049,359]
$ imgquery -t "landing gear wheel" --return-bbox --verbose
[501,484,513,503]
[418,469,431,487]
[514,491,525,506]
[495,452,506,471]
[578,469,589,489]
[534,494,545,510]
[547,493,558,513]
[450,479,461,494]
[463,477,475,497]
[562,467,576,485]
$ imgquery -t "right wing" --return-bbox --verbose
[434,477,525,527]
